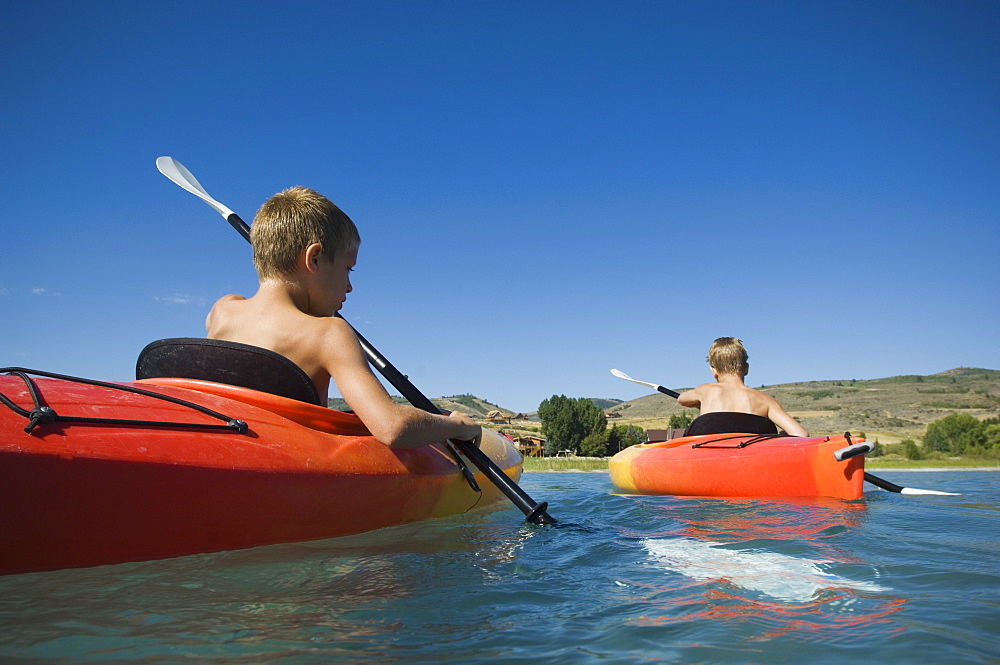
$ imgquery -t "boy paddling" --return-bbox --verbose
[677,337,808,437]
[206,186,481,449]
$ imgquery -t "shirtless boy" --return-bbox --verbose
[205,186,481,449]
[677,337,808,437]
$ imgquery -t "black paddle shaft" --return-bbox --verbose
[348,325,555,524]
[228,212,556,524]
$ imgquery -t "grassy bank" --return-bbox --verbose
[522,456,998,472]
[523,457,611,472]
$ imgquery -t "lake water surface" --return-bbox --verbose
[2,470,998,664]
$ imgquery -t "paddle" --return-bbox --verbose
[610,369,679,398]
[157,156,556,524]
[610,368,959,496]
[861,472,957,496]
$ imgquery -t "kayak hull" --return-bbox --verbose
[0,375,522,575]
[609,433,865,500]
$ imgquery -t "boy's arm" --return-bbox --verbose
[765,398,808,437]
[321,319,481,448]
[677,385,702,408]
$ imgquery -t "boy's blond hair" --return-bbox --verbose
[250,186,360,280]
[707,337,748,376]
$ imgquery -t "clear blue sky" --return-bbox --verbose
[3,1,998,412]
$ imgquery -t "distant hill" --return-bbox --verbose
[433,394,514,417]
[327,393,512,418]
[328,368,1000,443]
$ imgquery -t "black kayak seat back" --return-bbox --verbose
[136,337,322,406]
[684,412,779,437]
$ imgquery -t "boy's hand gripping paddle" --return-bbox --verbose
[157,156,557,524]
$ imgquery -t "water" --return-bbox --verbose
[2,471,998,664]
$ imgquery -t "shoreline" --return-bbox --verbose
[521,457,1000,473]
[864,466,999,472]
[522,467,999,473]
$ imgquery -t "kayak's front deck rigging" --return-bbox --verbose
[690,434,784,449]
[0,368,247,435]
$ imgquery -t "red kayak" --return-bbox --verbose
[0,370,522,575]
[609,432,867,500]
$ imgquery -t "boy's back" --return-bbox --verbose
[206,289,357,402]
[684,379,779,417]
[677,337,808,437]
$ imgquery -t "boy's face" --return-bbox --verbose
[315,246,357,316]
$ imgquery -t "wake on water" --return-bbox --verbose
[643,537,887,603]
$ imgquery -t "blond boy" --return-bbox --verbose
[206,186,481,449]
[677,337,808,437]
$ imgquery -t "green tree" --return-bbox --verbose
[985,424,1000,450]
[537,395,607,456]
[619,424,647,448]
[580,429,610,457]
[602,423,647,456]
[900,438,922,460]
[602,425,621,457]
[537,395,573,455]
[668,412,694,429]
[923,413,986,455]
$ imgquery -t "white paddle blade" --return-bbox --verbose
[156,156,235,219]
[610,368,660,390]
[900,488,960,496]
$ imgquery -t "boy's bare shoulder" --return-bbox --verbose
[312,313,358,340]
[690,382,722,396]
[206,294,245,333]
[295,314,363,358]
[207,294,245,315]
[747,385,780,401]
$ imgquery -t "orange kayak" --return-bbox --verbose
[609,433,866,500]
[0,372,522,575]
